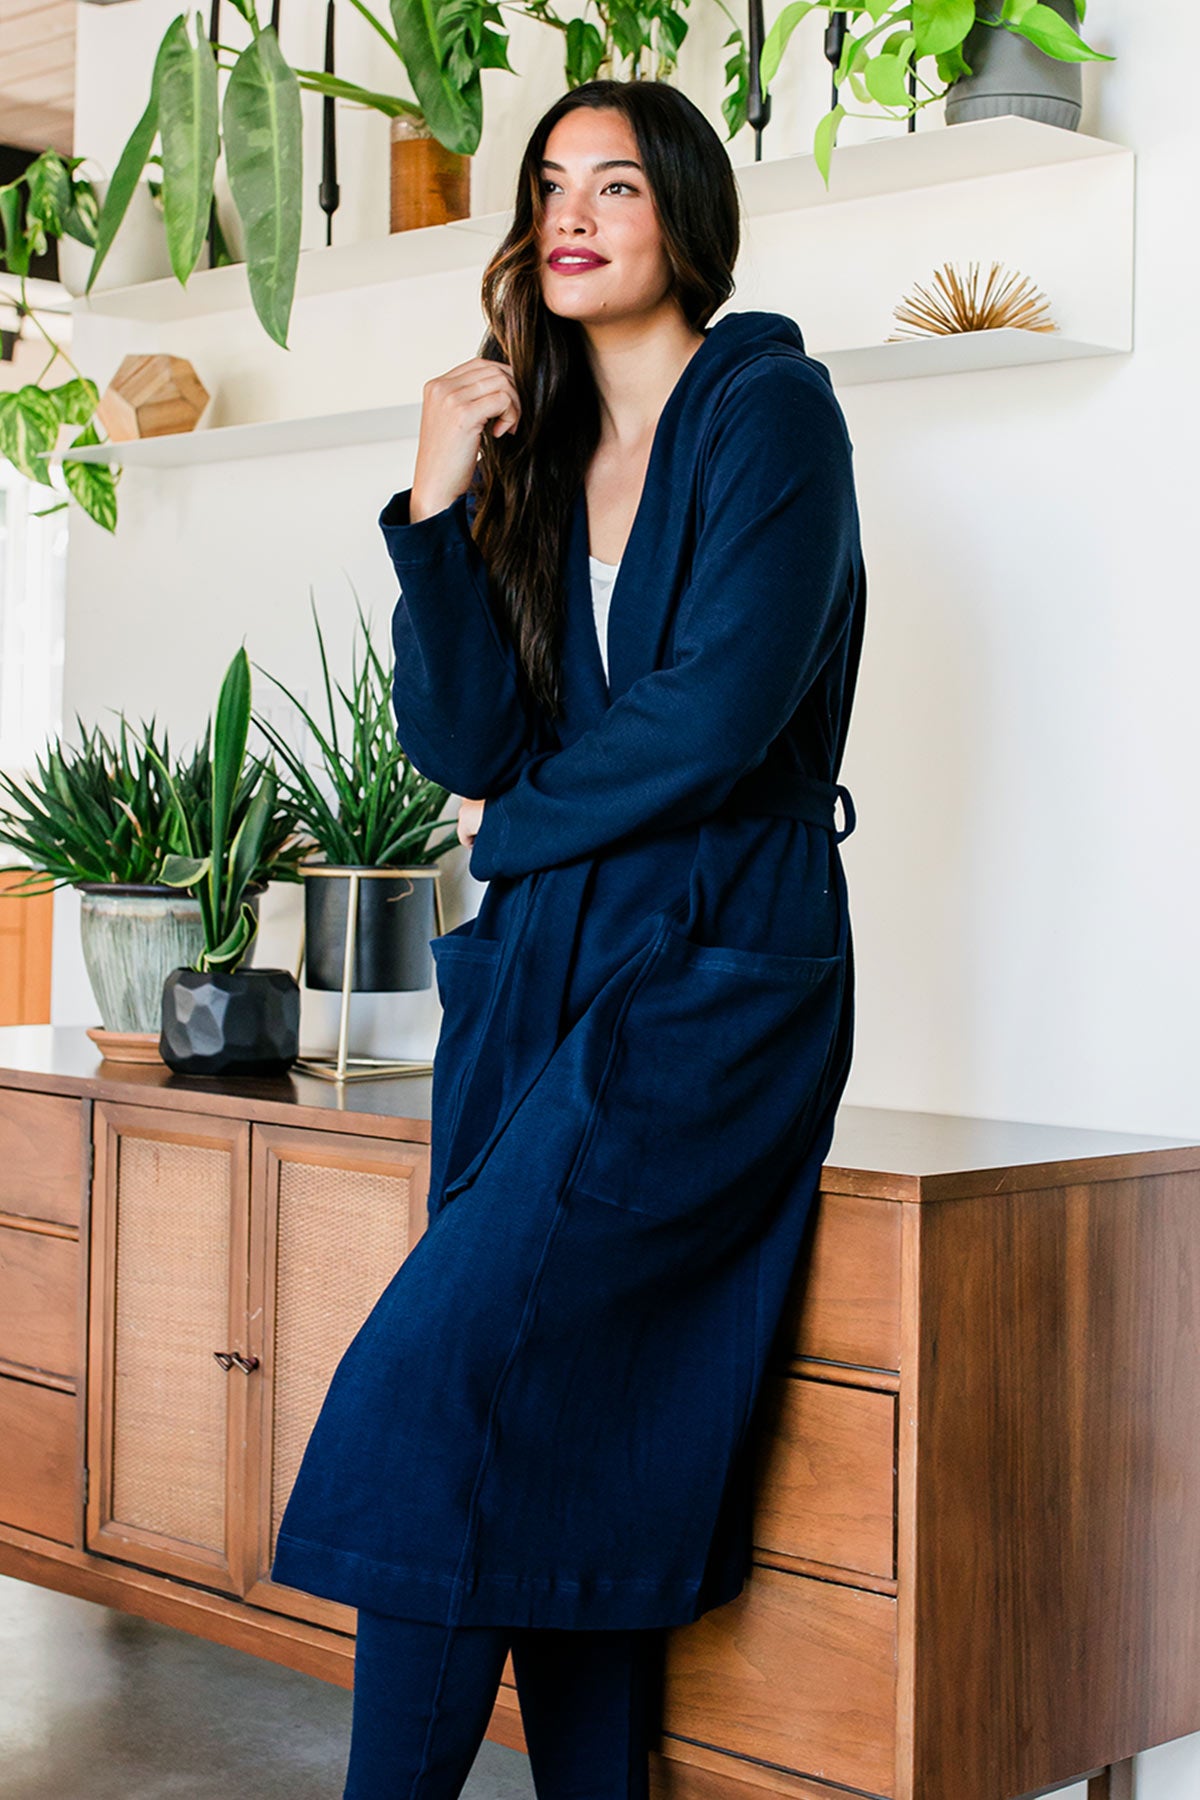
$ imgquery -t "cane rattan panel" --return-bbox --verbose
[112,1134,232,1549]
[270,1158,413,1549]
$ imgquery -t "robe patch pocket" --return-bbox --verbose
[569,920,845,1221]
[430,929,503,1162]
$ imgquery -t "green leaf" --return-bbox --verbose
[60,419,120,534]
[760,1,817,89]
[159,852,211,887]
[865,52,911,106]
[813,102,846,189]
[910,0,976,58]
[209,646,252,936]
[0,387,64,488]
[226,764,276,913]
[201,900,256,973]
[85,25,174,295]
[388,0,485,156]
[158,10,220,288]
[223,25,303,350]
[1007,2,1114,60]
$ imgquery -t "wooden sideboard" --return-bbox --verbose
[0,1024,1196,1800]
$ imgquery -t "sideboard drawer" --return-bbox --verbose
[663,1564,896,1797]
[0,1371,79,1545]
[789,1191,902,1371]
[752,1374,895,1579]
[0,1089,82,1227]
[0,1227,78,1379]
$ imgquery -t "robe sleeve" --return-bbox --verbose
[381,482,537,798]
[467,359,858,882]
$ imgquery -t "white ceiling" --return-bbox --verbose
[0,0,76,156]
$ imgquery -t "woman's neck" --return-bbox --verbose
[582,308,706,455]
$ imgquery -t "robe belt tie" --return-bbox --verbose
[721,765,857,843]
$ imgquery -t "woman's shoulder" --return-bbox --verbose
[699,349,853,477]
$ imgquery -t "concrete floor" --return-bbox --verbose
[0,1573,536,1800]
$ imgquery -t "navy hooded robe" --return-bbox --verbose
[269,309,868,1631]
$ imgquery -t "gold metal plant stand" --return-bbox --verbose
[292,866,445,1083]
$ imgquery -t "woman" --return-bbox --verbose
[271,76,867,1799]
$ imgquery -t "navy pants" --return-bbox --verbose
[344,1607,667,1799]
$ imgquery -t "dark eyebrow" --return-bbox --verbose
[539,159,643,173]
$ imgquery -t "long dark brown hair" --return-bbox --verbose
[471,79,740,721]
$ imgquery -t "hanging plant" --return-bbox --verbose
[760,1,1114,185]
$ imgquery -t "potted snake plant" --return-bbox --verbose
[147,646,306,1076]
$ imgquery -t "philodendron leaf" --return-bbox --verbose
[222,26,302,351]
[759,1,817,89]
[813,102,846,189]
[389,0,485,157]
[865,51,912,106]
[0,387,63,487]
[1008,2,1113,59]
[158,10,221,287]
[60,420,120,533]
[85,21,179,295]
[159,852,211,887]
[910,0,976,58]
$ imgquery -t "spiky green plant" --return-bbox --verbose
[143,646,299,974]
[250,591,457,869]
[0,716,178,892]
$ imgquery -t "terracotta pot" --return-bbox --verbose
[390,117,470,231]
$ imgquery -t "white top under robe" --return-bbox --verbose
[588,553,621,686]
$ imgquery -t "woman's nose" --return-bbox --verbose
[553,192,597,235]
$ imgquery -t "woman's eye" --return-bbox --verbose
[538,179,636,196]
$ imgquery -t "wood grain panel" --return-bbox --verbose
[752,1375,895,1579]
[0,1372,78,1544]
[0,1225,77,1378]
[0,1087,81,1224]
[911,1172,1200,1800]
[663,1566,896,1797]
[0,873,53,1024]
[788,1191,902,1371]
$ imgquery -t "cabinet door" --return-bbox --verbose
[87,1102,252,1593]
[244,1122,430,1628]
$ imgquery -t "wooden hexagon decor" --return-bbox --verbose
[95,353,211,441]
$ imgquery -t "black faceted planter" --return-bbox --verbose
[160,967,301,1076]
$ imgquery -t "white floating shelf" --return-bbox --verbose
[742,112,1128,215]
[39,399,425,467]
[823,327,1129,386]
[69,115,1130,326]
[39,326,1130,470]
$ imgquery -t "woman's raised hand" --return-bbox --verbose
[410,357,521,522]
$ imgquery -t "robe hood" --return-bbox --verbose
[684,307,831,407]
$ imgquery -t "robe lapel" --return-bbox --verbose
[556,485,611,741]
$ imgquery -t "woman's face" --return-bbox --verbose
[537,106,673,326]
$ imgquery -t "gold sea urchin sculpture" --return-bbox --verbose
[887,261,1058,341]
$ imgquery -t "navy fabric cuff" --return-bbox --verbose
[379,487,473,567]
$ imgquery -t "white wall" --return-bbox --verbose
[53,2,1200,1793]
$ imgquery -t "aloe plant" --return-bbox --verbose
[251,592,458,868]
[0,716,187,892]
[144,646,294,973]
[0,709,304,899]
